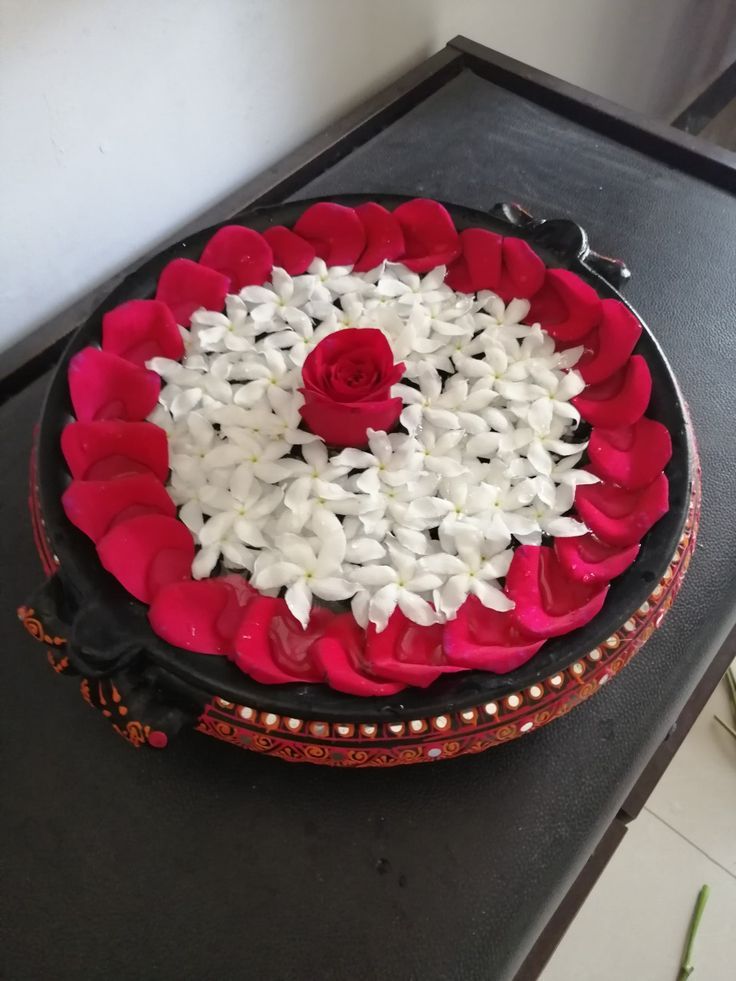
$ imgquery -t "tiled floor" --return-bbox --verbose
[541,675,736,981]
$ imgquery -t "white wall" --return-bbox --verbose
[2,0,734,353]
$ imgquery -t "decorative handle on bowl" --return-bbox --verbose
[18,574,195,748]
[490,201,631,291]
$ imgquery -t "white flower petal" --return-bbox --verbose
[394,527,431,555]
[198,511,236,547]
[544,516,588,537]
[420,553,466,576]
[253,561,301,591]
[396,590,439,626]
[471,578,515,612]
[285,579,312,628]
[346,538,386,563]
[192,545,220,580]
[311,577,357,601]
[368,583,401,632]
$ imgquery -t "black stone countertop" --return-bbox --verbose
[2,68,735,981]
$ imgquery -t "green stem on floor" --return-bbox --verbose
[725,667,736,725]
[677,884,710,981]
[714,715,736,741]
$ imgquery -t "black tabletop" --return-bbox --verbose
[2,65,736,981]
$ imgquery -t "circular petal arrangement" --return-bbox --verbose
[60,199,672,695]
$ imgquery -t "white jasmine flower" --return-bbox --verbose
[240,267,315,332]
[503,366,585,432]
[190,295,259,352]
[333,429,421,494]
[421,529,515,618]
[252,524,356,627]
[231,348,297,408]
[213,429,293,483]
[415,427,467,477]
[282,441,353,511]
[375,264,450,308]
[395,366,460,433]
[513,485,589,545]
[348,544,442,632]
[308,259,367,300]
[405,476,491,538]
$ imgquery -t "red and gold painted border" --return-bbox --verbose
[22,441,701,766]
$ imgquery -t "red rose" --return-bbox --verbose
[299,328,404,447]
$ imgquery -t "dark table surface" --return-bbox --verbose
[2,65,736,981]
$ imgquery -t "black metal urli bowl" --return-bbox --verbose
[30,195,693,733]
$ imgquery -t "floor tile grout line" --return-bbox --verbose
[643,806,736,881]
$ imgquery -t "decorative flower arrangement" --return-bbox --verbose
[60,199,672,695]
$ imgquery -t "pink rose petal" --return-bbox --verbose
[102,299,184,366]
[155,258,229,326]
[312,614,405,696]
[232,596,326,684]
[61,421,169,482]
[199,225,273,290]
[97,513,194,603]
[496,237,545,302]
[68,347,160,422]
[262,225,316,275]
[526,268,602,342]
[392,198,460,273]
[577,299,642,385]
[554,534,640,585]
[589,417,673,489]
[366,611,462,686]
[446,227,503,293]
[353,202,405,271]
[442,598,545,672]
[62,474,175,542]
[149,575,255,655]
[293,203,366,266]
[575,473,670,547]
[504,545,609,638]
[573,355,652,428]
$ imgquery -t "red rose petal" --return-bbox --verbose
[575,473,669,547]
[62,474,175,542]
[97,513,194,603]
[442,598,545,671]
[496,237,546,302]
[149,575,255,655]
[268,602,335,683]
[504,545,609,638]
[312,614,405,696]
[392,198,461,273]
[199,225,273,291]
[300,328,404,447]
[61,421,169,482]
[589,417,673,489]
[68,347,160,422]
[232,596,307,684]
[573,355,652,427]
[155,258,229,326]
[102,299,184,366]
[577,299,642,385]
[293,203,366,266]
[527,269,602,342]
[554,534,640,585]
[353,202,406,272]
[262,225,316,275]
[300,390,403,447]
[446,227,503,293]
[365,611,463,686]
